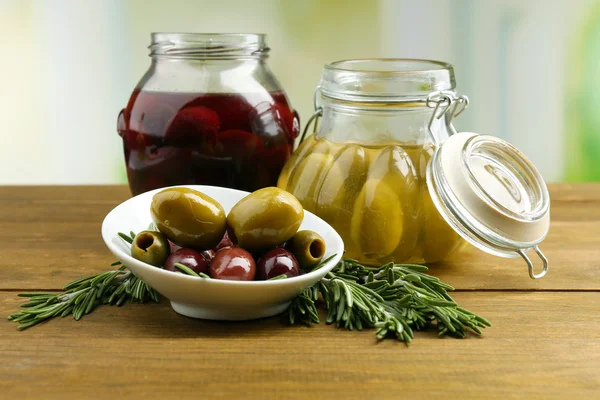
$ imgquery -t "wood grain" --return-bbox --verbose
[0,186,130,290]
[0,184,598,290]
[1,291,598,400]
[419,183,600,290]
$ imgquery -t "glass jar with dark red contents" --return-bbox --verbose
[117,33,299,195]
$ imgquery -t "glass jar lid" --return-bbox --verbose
[426,130,550,279]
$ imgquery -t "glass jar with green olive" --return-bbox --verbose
[278,59,467,266]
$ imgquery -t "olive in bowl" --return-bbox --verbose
[227,187,304,252]
[164,248,214,275]
[130,230,170,267]
[209,247,256,281]
[256,249,300,280]
[214,231,234,251]
[285,230,326,270]
[150,187,227,249]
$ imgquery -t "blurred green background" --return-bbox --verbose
[0,0,598,184]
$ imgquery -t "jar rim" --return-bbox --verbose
[149,32,269,60]
[325,58,453,74]
[320,58,456,104]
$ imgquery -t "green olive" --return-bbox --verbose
[351,179,403,259]
[131,230,170,266]
[285,230,326,270]
[227,187,304,252]
[422,188,464,262]
[150,187,226,249]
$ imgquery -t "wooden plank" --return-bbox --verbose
[0,186,130,290]
[0,184,598,291]
[422,182,600,289]
[1,291,598,399]
[432,219,600,290]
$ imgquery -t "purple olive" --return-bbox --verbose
[257,248,300,280]
[164,248,213,274]
[209,247,256,281]
[214,231,234,251]
[169,240,182,254]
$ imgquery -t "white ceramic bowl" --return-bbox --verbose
[101,185,344,321]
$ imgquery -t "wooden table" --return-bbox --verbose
[1,184,598,399]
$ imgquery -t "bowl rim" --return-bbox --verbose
[101,184,344,287]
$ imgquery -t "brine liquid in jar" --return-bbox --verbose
[277,136,466,265]
[119,90,298,195]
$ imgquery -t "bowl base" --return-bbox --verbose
[170,301,292,321]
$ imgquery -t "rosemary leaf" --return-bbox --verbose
[118,232,134,244]
[174,263,200,277]
[268,274,287,280]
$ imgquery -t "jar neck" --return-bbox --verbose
[149,33,269,61]
[150,58,265,68]
[316,97,453,146]
[136,35,280,94]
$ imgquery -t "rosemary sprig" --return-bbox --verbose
[8,231,160,331]
[8,262,159,330]
[285,259,490,342]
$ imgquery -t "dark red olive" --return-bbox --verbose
[123,129,147,150]
[209,247,256,281]
[214,129,264,159]
[164,248,213,275]
[169,240,182,254]
[257,248,300,280]
[214,231,234,251]
[203,249,215,260]
[134,99,177,137]
[273,103,299,140]
[164,105,220,146]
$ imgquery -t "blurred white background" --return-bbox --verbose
[1,0,599,184]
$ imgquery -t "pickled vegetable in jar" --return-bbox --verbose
[278,59,466,265]
[117,33,299,195]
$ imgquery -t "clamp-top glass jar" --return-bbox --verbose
[278,59,466,265]
[118,33,299,195]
